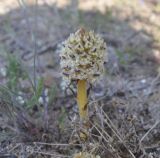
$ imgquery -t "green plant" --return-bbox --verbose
[116,50,127,65]
[48,83,57,106]
[6,54,25,91]
[116,49,135,65]
[58,107,67,131]
[27,77,44,108]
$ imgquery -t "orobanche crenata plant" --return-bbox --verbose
[60,28,106,121]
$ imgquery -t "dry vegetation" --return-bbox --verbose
[0,0,160,157]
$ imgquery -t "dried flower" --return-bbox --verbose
[60,28,107,83]
[59,28,107,123]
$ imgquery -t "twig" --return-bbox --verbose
[9,143,21,152]
[33,151,72,157]
[33,142,82,146]
[140,121,160,144]
[101,109,136,158]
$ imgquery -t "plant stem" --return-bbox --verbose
[77,80,88,120]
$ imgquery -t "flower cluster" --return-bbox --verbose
[60,28,107,83]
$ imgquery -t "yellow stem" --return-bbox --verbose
[77,80,88,120]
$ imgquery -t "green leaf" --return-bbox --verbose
[27,78,44,108]
[58,107,67,130]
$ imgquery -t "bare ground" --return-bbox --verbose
[0,0,160,157]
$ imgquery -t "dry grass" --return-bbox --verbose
[0,0,160,157]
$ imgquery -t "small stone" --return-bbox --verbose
[140,79,146,84]
[0,67,7,77]
[16,96,25,105]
